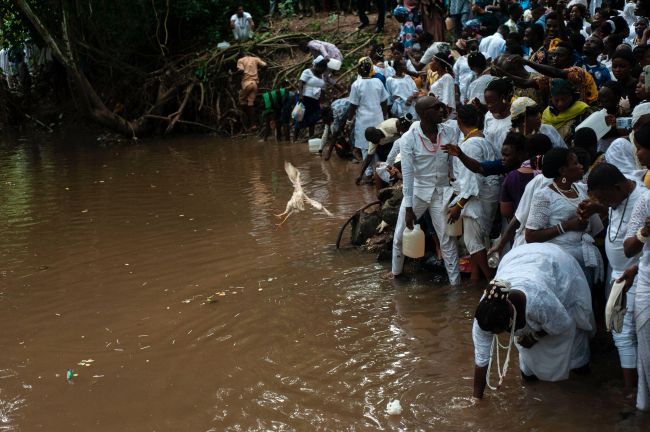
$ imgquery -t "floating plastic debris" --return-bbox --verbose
[386,400,402,415]
[66,369,74,381]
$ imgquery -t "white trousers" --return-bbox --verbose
[392,192,460,284]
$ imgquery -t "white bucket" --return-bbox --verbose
[575,108,611,140]
[308,138,321,153]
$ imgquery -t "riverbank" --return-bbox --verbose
[1,11,400,140]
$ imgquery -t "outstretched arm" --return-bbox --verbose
[522,59,567,79]
[441,144,485,175]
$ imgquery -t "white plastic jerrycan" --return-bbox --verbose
[403,224,425,258]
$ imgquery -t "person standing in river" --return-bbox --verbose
[385,95,460,283]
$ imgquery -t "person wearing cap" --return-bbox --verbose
[385,96,461,283]
[355,116,412,185]
[230,5,254,42]
[510,96,566,148]
[236,50,267,131]
[293,56,329,141]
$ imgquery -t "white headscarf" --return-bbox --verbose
[632,102,650,127]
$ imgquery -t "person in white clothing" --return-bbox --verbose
[428,51,457,112]
[483,78,513,152]
[453,40,479,105]
[386,96,460,283]
[447,105,500,280]
[346,57,389,176]
[583,163,645,394]
[478,25,508,62]
[386,59,419,119]
[472,244,594,399]
[510,97,566,148]
[465,52,494,105]
[623,183,650,411]
[230,6,254,42]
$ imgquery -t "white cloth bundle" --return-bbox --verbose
[606,280,627,333]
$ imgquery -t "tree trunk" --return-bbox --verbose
[13,0,179,137]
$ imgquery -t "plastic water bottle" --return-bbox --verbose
[488,251,500,269]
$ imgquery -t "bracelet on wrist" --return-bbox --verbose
[637,227,649,243]
[456,201,464,209]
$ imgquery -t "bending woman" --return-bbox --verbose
[473,243,595,399]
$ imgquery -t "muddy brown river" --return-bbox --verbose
[0,132,648,431]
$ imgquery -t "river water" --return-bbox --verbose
[0,132,648,431]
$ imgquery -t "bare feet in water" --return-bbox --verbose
[381,271,401,280]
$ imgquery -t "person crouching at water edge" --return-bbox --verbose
[385,96,460,283]
[472,243,595,399]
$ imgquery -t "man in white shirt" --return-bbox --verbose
[386,96,461,283]
[582,163,645,395]
[478,25,508,62]
[230,5,254,42]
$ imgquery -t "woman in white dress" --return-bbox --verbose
[472,243,594,399]
[428,50,456,112]
[525,147,604,284]
[483,78,514,152]
[347,57,389,176]
[294,57,328,140]
[447,104,501,280]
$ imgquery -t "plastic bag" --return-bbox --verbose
[291,102,305,123]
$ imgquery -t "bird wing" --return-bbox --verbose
[305,196,333,216]
[284,161,302,192]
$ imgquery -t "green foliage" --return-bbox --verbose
[278,0,295,17]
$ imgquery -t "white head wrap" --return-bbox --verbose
[567,0,588,8]
[632,102,650,127]
[510,97,538,119]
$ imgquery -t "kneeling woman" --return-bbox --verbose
[472,243,595,399]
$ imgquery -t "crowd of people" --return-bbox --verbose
[234,0,650,410]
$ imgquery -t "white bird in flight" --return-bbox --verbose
[275,161,333,226]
